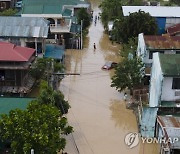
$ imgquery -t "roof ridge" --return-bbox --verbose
[13,46,29,61]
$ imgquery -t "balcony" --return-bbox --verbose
[50,19,71,33]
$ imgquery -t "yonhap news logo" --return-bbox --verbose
[124,132,179,149]
[124,132,139,148]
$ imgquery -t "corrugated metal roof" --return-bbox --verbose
[157,116,180,149]
[0,17,49,38]
[167,23,180,36]
[159,53,180,76]
[44,44,65,60]
[144,35,180,49]
[62,8,72,17]
[22,0,89,14]
[122,6,180,17]
[0,97,34,115]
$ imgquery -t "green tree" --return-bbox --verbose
[112,10,158,43]
[77,8,90,30]
[120,37,138,58]
[111,58,144,93]
[38,80,70,114]
[99,0,142,29]
[0,9,17,16]
[30,58,64,81]
[0,102,73,153]
[170,0,180,5]
[99,0,124,29]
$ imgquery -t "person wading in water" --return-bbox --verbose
[93,43,96,50]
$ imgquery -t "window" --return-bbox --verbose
[172,78,180,89]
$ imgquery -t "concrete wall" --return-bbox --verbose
[161,77,180,101]
[137,33,153,66]
[149,53,163,107]
[137,33,146,61]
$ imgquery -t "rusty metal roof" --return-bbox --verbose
[157,115,180,149]
[167,23,180,36]
[144,35,180,50]
[0,17,49,38]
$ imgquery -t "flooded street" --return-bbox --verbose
[60,1,159,154]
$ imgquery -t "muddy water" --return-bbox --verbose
[60,1,159,154]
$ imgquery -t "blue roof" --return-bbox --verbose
[44,44,65,60]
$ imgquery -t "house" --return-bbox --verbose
[137,33,180,69]
[122,6,180,34]
[0,0,17,11]
[138,53,180,138]
[0,16,49,55]
[21,0,90,49]
[167,23,180,36]
[0,42,35,95]
[155,115,180,154]
[149,53,180,107]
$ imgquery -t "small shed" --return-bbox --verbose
[155,115,180,154]
[44,44,65,62]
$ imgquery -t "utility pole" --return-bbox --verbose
[81,20,83,49]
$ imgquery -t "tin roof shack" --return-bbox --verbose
[0,42,36,95]
[21,0,90,49]
[167,23,180,36]
[44,44,65,63]
[155,115,180,154]
[137,33,180,71]
[0,17,49,55]
[122,6,180,34]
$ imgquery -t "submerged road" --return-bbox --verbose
[60,1,159,154]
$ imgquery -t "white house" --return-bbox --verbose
[137,33,180,68]
[149,53,180,107]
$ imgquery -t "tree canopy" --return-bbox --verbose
[0,102,73,153]
[99,0,142,29]
[112,10,158,43]
[111,57,144,92]
[120,37,138,58]
[37,80,70,114]
[170,0,180,5]
[30,58,64,81]
[77,8,90,30]
[99,0,124,29]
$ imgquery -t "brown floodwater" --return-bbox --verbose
[60,1,160,154]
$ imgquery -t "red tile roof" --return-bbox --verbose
[0,42,35,62]
[167,23,180,36]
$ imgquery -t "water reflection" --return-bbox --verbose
[109,99,137,130]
